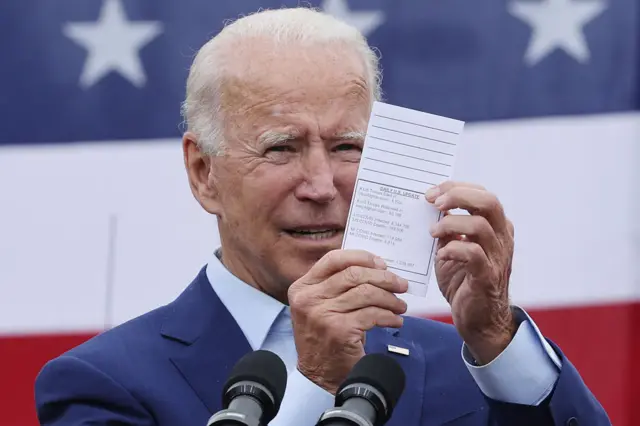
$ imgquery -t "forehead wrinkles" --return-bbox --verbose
[221,75,369,124]
[221,76,301,117]
[218,40,370,114]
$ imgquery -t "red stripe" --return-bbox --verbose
[2,302,638,425]
[0,332,98,426]
[429,302,640,425]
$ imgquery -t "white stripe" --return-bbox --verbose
[0,140,216,334]
[1,112,638,332]
[406,112,640,315]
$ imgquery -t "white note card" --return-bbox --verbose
[342,102,465,297]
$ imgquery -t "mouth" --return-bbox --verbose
[284,226,344,241]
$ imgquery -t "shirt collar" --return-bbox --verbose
[205,249,285,350]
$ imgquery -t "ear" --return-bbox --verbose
[182,132,222,216]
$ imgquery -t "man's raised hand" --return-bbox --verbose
[288,249,408,394]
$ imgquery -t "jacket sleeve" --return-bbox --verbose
[35,355,155,425]
[463,309,560,405]
[485,340,612,425]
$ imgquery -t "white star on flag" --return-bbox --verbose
[321,0,385,37]
[63,0,163,88]
[508,0,607,65]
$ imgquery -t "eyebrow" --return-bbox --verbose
[256,130,298,150]
[334,131,366,142]
[256,130,367,149]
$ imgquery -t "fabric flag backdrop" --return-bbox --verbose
[1,0,638,424]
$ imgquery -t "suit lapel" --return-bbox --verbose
[160,268,482,424]
[365,323,485,426]
[160,267,252,415]
[365,327,426,426]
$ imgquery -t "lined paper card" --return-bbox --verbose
[342,101,465,297]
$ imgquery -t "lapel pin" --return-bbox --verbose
[387,344,410,356]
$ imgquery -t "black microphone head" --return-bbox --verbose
[338,353,406,417]
[222,350,287,420]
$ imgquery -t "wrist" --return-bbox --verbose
[465,311,517,365]
[297,363,338,395]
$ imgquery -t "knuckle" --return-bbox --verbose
[382,270,396,284]
[344,266,365,284]
[355,283,374,300]
[288,289,302,308]
[472,215,491,232]
[325,249,341,265]
[376,309,395,326]
[362,307,379,328]
[469,242,485,257]
[288,286,308,309]
[486,192,503,212]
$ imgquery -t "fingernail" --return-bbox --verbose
[374,256,387,269]
[394,275,409,291]
[425,186,440,201]
[429,223,437,235]
[434,195,446,208]
[400,278,409,292]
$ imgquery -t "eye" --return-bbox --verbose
[266,145,296,153]
[333,143,362,152]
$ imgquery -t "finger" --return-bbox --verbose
[435,220,466,252]
[436,266,465,305]
[349,306,404,331]
[425,181,485,202]
[435,234,461,251]
[321,267,408,299]
[430,187,508,236]
[436,240,488,276]
[339,267,409,294]
[430,214,499,254]
[305,249,387,283]
[332,284,408,314]
[434,210,462,250]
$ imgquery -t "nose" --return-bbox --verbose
[294,146,338,204]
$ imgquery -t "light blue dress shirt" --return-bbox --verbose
[206,251,561,425]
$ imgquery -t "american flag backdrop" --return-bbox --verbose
[0,0,638,424]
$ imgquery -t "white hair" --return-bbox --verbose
[180,7,383,156]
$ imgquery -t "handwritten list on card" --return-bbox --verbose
[342,102,465,297]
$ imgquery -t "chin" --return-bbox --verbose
[273,230,344,279]
[277,250,330,283]
[284,256,320,280]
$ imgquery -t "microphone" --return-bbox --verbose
[316,353,406,426]
[207,350,287,426]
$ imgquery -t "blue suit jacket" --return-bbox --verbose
[35,267,610,425]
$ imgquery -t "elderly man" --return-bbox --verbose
[35,7,609,426]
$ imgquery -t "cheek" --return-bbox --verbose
[244,165,300,212]
[333,162,359,199]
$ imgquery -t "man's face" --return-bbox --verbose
[192,40,371,298]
